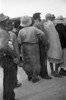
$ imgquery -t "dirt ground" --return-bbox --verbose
[0,63,66,100]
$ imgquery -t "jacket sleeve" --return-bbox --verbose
[18,31,22,45]
[13,33,20,59]
[64,24,66,39]
[36,28,49,46]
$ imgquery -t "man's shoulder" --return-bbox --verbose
[34,21,42,26]
[0,28,8,36]
[0,28,6,33]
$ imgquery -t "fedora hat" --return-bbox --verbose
[0,13,9,22]
[20,16,32,27]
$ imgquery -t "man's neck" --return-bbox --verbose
[35,19,40,23]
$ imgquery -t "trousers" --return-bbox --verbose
[1,55,17,100]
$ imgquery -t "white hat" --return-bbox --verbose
[20,16,32,27]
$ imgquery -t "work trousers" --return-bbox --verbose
[1,55,17,100]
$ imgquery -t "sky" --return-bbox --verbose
[0,0,66,19]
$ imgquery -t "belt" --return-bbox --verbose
[22,42,38,44]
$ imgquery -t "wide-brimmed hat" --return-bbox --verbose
[0,13,9,22]
[33,12,41,19]
[20,16,32,27]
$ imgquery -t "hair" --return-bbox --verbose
[33,13,41,20]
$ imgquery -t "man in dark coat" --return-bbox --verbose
[11,21,22,88]
[54,16,66,76]
[33,12,52,79]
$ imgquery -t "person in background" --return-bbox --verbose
[44,13,63,77]
[18,16,48,83]
[45,13,55,76]
[10,21,22,88]
[54,15,66,76]
[33,12,52,79]
[0,13,19,100]
[7,20,22,88]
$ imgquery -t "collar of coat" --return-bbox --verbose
[53,19,65,25]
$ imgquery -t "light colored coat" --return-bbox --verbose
[44,20,63,63]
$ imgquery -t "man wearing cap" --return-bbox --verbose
[0,13,19,100]
[33,12,52,79]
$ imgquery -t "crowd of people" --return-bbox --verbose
[0,12,66,100]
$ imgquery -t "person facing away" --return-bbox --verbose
[0,13,19,100]
[18,16,47,83]
[54,15,66,76]
[33,12,52,79]
[44,13,63,77]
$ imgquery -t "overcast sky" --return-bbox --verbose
[0,0,66,19]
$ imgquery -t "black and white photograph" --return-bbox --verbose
[0,0,66,100]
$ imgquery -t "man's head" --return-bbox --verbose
[45,13,52,21]
[51,14,55,21]
[0,13,9,29]
[33,12,41,21]
[0,13,9,22]
[5,20,14,31]
[45,13,55,21]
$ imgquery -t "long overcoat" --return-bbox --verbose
[44,21,63,63]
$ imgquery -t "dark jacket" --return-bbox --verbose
[55,22,66,48]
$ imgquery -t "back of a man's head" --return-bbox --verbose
[33,12,41,21]
[45,13,52,21]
